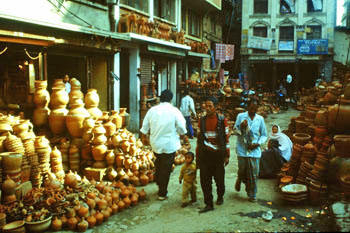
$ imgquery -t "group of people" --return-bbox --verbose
[140,89,293,214]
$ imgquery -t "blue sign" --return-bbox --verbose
[297,39,328,55]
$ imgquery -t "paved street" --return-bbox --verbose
[57,108,332,233]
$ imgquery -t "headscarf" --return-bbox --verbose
[269,124,293,161]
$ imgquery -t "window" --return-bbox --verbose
[279,26,294,40]
[280,0,295,14]
[307,0,323,12]
[253,26,268,53]
[120,0,148,13]
[188,9,200,37]
[279,26,294,52]
[154,0,175,22]
[306,25,322,39]
[182,8,187,32]
[254,0,268,14]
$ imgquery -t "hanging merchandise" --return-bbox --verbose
[215,43,235,63]
[210,49,216,70]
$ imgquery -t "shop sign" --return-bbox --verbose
[297,39,328,55]
[247,36,272,50]
[278,41,294,51]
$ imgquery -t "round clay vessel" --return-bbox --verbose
[85,89,100,108]
[328,98,350,133]
[50,87,69,109]
[33,107,50,127]
[49,108,68,135]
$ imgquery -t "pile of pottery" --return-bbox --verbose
[48,79,69,135]
[281,183,308,203]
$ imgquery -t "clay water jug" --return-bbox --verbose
[50,87,69,109]
[85,89,100,108]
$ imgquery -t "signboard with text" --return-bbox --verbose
[297,39,328,55]
[247,36,272,50]
[279,41,294,51]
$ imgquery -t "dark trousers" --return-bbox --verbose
[185,116,194,137]
[199,149,225,207]
[154,152,175,197]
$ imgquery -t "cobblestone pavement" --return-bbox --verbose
[58,108,333,233]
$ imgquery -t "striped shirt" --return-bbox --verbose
[196,114,230,158]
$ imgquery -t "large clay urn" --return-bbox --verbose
[49,108,69,135]
[50,87,69,109]
[33,107,50,127]
[328,97,350,133]
[85,89,100,108]
[66,99,90,138]
[92,144,107,161]
[33,81,50,107]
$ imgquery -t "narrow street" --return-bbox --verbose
[64,108,332,233]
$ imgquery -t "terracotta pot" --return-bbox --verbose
[292,133,311,146]
[49,108,68,135]
[50,87,69,109]
[1,152,22,173]
[334,135,350,156]
[104,120,116,137]
[111,111,122,129]
[85,89,100,108]
[119,108,130,128]
[51,217,62,231]
[69,88,84,105]
[105,150,115,166]
[12,120,31,135]
[92,144,108,161]
[2,175,17,195]
[2,220,25,233]
[33,107,50,127]
[66,115,86,138]
[83,118,95,130]
[314,126,327,138]
[328,98,350,133]
[92,134,107,145]
[314,109,328,126]
[33,83,50,107]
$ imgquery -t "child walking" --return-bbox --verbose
[179,152,197,207]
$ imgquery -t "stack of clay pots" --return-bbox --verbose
[91,122,108,169]
[69,144,80,172]
[69,78,84,106]
[34,136,51,185]
[49,79,69,135]
[85,89,102,119]
[50,146,65,181]
[32,80,50,128]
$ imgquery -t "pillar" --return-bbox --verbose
[169,61,177,105]
[128,47,140,133]
[113,52,120,110]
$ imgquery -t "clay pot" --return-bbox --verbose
[130,193,139,206]
[2,220,25,233]
[67,217,78,230]
[119,108,130,128]
[344,84,350,99]
[314,126,327,138]
[105,150,115,166]
[77,218,88,232]
[33,107,50,127]
[138,189,147,201]
[87,215,96,228]
[334,135,350,156]
[292,133,311,146]
[140,173,149,186]
[92,134,107,145]
[49,108,68,135]
[1,152,22,173]
[328,98,350,133]
[64,171,78,188]
[117,200,125,211]
[50,87,69,109]
[85,89,100,108]
[66,115,86,138]
[92,144,107,161]
[94,212,104,225]
[2,175,17,195]
[51,217,62,231]
[33,82,50,107]
[104,120,116,137]
[83,118,95,130]
[69,88,84,105]
[314,109,328,126]
[111,111,122,129]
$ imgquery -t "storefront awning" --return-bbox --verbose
[0,13,130,42]
[147,44,186,57]
[129,33,191,54]
[187,51,210,58]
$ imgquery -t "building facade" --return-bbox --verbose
[241,0,336,91]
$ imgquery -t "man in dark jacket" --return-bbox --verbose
[196,96,230,213]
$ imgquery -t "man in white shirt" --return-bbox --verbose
[180,89,197,139]
[140,89,187,200]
